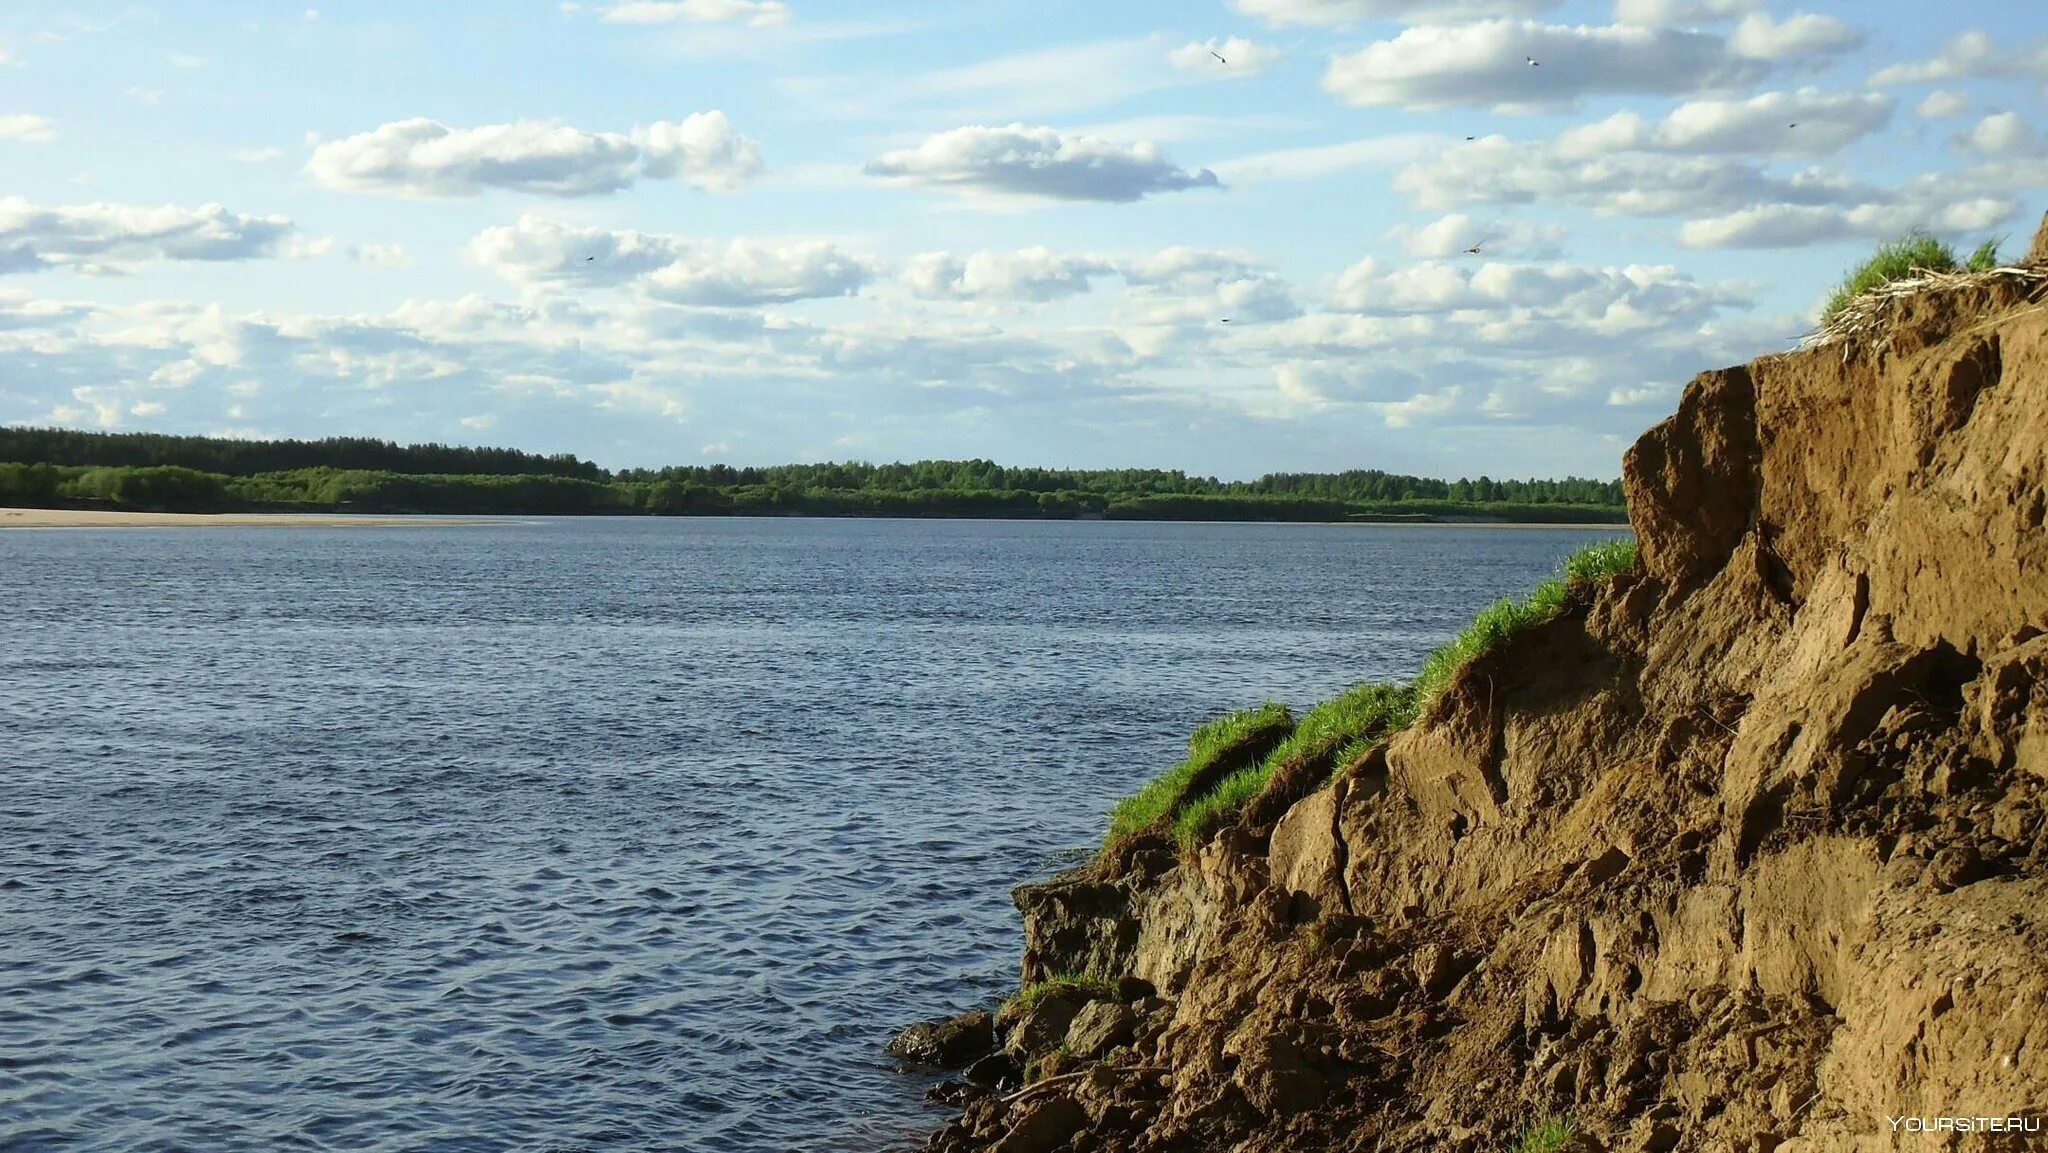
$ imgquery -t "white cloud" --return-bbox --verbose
[1385,212,1565,258]
[1231,0,1561,25]
[1676,198,2015,248]
[1726,12,1862,62]
[1649,89,1892,155]
[1393,122,2023,250]
[1169,37,1284,77]
[1870,31,2048,87]
[349,244,416,267]
[598,0,792,26]
[1954,112,2041,156]
[1322,19,1765,111]
[0,114,54,142]
[863,124,1221,203]
[305,111,761,198]
[0,199,295,273]
[1915,90,1968,119]
[1612,0,1758,24]
[642,241,873,306]
[904,247,1114,302]
[470,216,876,306]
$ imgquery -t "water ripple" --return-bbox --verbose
[0,517,1626,1151]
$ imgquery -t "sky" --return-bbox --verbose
[0,1,2043,479]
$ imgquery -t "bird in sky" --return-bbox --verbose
[585,256,596,261]
[1465,243,1484,255]
[1219,318,1233,324]
[1526,56,1539,66]
[1211,50,1227,66]
[1465,135,1477,141]
[1787,122,1799,128]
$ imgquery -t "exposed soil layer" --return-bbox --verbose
[915,219,2048,1153]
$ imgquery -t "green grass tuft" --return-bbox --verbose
[1818,230,2006,325]
[1103,702,1292,848]
[1967,236,2003,271]
[1509,1115,1577,1153]
[1170,681,1417,850]
[1014,973,1116,1011]
[1114,538,1640,856]
[1171,762,1273,849]
[1558,537,1640,587]
[1411,538,1637,718]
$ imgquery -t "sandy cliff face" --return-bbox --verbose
[919,218,2048,1153]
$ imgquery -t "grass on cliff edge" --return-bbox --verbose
[1150,538,1639,853]
[1171,681,1416,849]
[1509,1116,1577,1153]
[1103,702,1293,847]
[1410,537,1639,717]
[1819,231,2002,326]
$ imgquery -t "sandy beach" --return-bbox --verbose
[0,507,500,529]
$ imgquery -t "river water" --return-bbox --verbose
[0,517,1629,1152]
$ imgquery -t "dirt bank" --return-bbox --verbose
[912,214,2048,1153]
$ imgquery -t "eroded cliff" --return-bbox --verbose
[918,217,2048,1153]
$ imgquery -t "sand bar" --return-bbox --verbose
[0,507,502,529]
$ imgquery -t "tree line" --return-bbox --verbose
[0,428,1627,522]
[0,427,604,480]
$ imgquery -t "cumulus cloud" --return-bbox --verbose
[1676,197,2014,248]
[895,245,1298,327]
[1916,90,1968,119]
[1230,0,1561,25]
[1870,31,2048,87]
[1726,12,1862,62]
[0,114,55,142]
[903,247,1114,301]
[863,124,1221,203]
[305,111,761,198]
[1394,118,2021,250]
[1322,20,1765,111]
[1169,37,1285,77]
[1115,247,1300,325]
[1954,112,2041,156]
[1612,0,1757,24]
[470,216,875,306]
[0,198,295,273]
[598,0,791,26]
[1648,89,1892,154]
[1384,212,1565,258]
[642,241,873,306]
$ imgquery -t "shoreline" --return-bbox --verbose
[0,506,1629,530]
[0,508,505,529]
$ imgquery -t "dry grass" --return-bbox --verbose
[1798,265,2048,358]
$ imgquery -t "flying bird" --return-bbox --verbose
[1787,122,1799,128]
[1526,56,1539,66]
[1465,135,1477,141]
[1211,50,1228,66]
[1464,243,1484,255]
[1219,318,1233,324]
[585,255,596,261]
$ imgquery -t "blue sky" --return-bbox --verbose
[1,0,2042,478]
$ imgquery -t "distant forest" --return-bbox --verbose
[0,427,1627,522]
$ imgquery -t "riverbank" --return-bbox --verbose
[0,508,500,528]
[902,231,2048,1151]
